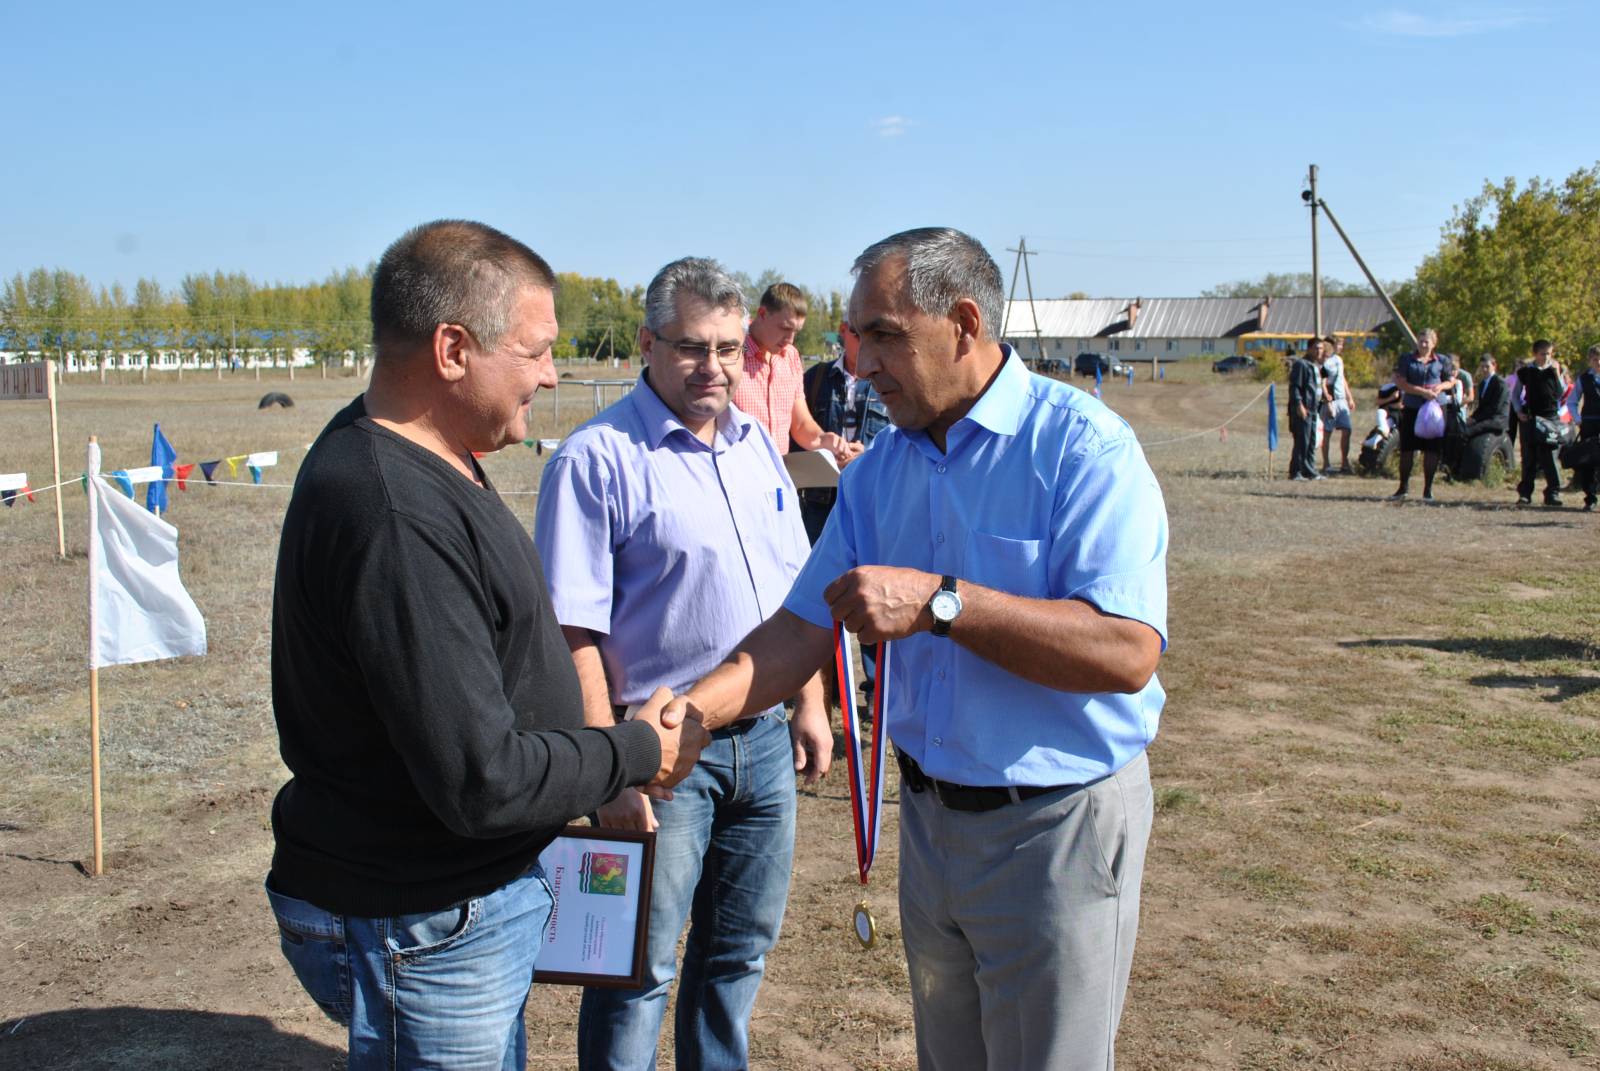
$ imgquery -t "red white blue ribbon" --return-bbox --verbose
[834,622,891,885]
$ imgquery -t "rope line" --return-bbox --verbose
[1137,383,1272,448]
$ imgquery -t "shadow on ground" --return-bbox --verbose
[1342,636,1598,662]
[0,1007,342,1071]
[1342,636,1600,702]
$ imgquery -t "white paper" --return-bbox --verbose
[123,466,165,484]
[246,451,279,468]
[0,472,27,492]
[89,468,207,668]
[783,448,840,490]
[536,832,649,981]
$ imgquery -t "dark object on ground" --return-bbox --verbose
[1035,357,1071,375]
[1212,355,1257,375]
[1454,432,1513,481]
[258,392,295,409]
[1075,352,1130,378]
[1358,424,1399,477]
[1558,436,1599,471]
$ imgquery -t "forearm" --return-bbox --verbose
[684,610,833,731]
[792,409,826,450]
[563,626,618,728]
[950,583,1161,695]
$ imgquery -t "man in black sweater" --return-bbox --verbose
[267,220,708,1070]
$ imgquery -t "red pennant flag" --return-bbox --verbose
[23,483,34,503]
[174,463,196,490]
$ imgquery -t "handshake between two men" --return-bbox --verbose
[595,564,952,834]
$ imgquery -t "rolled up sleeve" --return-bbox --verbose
[1049,433,1169,649]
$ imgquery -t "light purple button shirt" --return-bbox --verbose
[533,373,810,705]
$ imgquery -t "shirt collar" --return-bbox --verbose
[960,346,1030,437]
[630,371,753,450]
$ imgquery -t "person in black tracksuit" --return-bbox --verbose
[1287,344,1323,481]
[1575,344,1600,512]
[1513,339,1569,506]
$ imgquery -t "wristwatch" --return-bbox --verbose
[929,575,962,637]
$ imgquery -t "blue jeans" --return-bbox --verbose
[578,712,797,1071]
[265,865,554,1070]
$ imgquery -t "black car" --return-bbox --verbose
[1035,357,1071,375]
[1212,355,1257,374]
[1074,352,1129,378]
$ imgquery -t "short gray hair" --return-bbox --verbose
[644,257,747,333]
[371,220,556,357]
[851,228,1005,341]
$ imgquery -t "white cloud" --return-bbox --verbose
[1358,7,1537,36]
[871,116,910,138]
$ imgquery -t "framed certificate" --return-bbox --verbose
[533,825,655,988]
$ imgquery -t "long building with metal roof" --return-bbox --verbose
[1002,295,1393,362]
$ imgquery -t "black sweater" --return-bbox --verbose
[269,397,660,916]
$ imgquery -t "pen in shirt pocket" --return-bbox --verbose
[776,487,784,511]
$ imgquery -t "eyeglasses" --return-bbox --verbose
[654,333,743,366]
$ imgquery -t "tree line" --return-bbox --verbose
[1387,163,1600,366]
[0,264,848,367]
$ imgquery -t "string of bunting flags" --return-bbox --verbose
[2,422,291,511]
[4,430,569,511]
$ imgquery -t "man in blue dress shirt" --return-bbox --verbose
[667,228,1168,1070]
[534,257,832,1071]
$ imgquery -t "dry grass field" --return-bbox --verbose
[2,361,1597,1070]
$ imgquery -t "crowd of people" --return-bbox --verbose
[1288,330,1599,511]
[266,221,1169,1070]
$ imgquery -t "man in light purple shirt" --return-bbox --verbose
[533,256,830,1071]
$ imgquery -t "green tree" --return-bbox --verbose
[1202,272,1378,298]
[1390,164,1600,364]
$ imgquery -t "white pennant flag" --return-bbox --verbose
[88,442,207,668]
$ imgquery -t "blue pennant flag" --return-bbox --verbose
[146,423,177,514]
[248,464,263,485]
[110,470,135,498]
[1267,383,1279,452]
[199,460,219,484]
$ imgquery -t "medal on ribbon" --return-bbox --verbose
[834,622,891,949]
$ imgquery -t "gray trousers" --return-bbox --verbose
[898,751,1152,1071]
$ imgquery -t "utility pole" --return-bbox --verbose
[1308,164,1323,342]
[1307,183,1420,350]
[1005,238,1047,366]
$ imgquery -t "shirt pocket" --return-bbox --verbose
[963,530,1049,598]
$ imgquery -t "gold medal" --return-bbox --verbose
[853,901,877,949]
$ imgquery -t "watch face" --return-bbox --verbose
[931,590,961,622]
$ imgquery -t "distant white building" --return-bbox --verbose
[1002,296,1394,362]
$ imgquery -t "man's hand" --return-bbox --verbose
[817,431,860,467]
[789,704,833,785]
[824,566,941,644]
[634,687,710,789]
[596,787,657,832]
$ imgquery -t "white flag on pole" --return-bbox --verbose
[88,442,207,668]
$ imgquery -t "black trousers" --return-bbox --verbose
[1517,419,1561,499]
[1577,423,1599,505]
[1288,414,1318,478]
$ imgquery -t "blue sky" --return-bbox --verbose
[5,1,1594,303]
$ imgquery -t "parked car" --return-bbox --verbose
[1074,352,1129,378]
[1212,355,1258,374]
[1035,357,1071,375]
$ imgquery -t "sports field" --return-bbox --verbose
[2,363,1596,1069]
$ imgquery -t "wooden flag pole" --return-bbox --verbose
[46,360,66,558]
[86,435,104,877]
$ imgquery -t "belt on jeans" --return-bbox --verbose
[896,750,1081,813]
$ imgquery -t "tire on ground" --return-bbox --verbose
[1456,431,1509,481]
